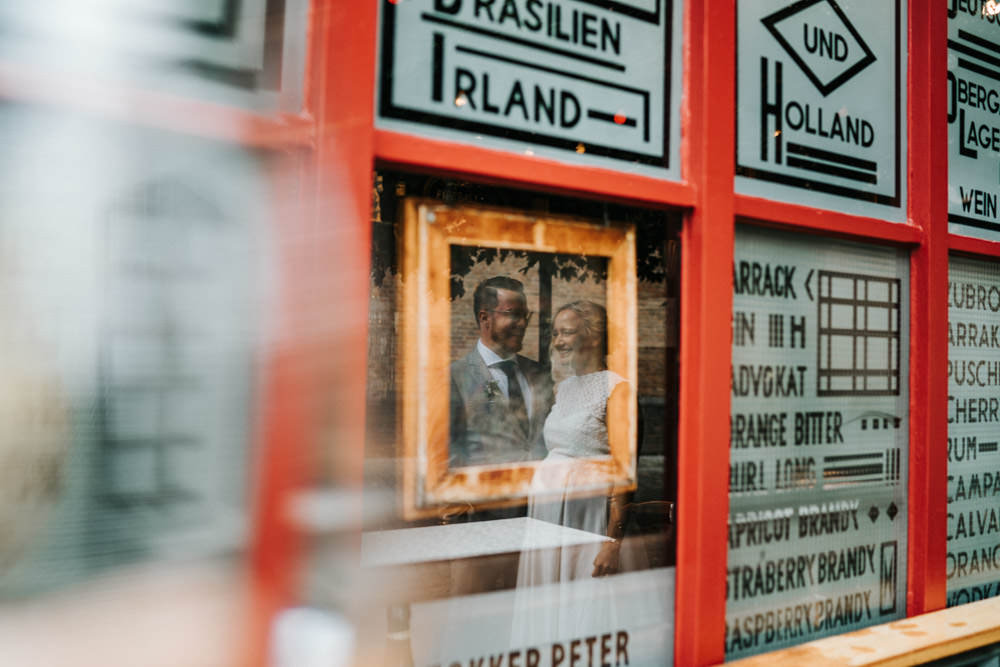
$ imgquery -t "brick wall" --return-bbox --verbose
[366,253,670,403]
[448,254,607,363]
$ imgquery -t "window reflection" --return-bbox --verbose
[360,172,679,666]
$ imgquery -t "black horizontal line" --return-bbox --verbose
[949,39,1000,69]
[787,141,877,172]
[787,156,878,183]
[421,14,625,71]
[820,390,900,397]
[959,58,1000,84]
[980,441,999,452]
[817,329,899,338]
[454,45,647,95]
[824,453,884,462]
[818,370,897,379]
[824,464,883,477]
[734,165,900,207]
[949,213,1000,230]
[588,109,637,127]
[819,272,898,283]
[959,29,1000,57]
[823,480,891,489]
[818,297,898,306]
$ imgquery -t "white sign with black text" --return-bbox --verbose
[736,0,905,219]
[948,1,1000,240]
[377,0,680,178]
[947,256,1000,607]
[727,227,909,660]
[399,568,675,667]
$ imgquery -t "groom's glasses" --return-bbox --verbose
[487,308,533,323]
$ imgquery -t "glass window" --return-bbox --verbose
[727,225,910,659]
[946,255,1000,607]
[735,1,907,220]
[0,104,269,597]
[376,0,683,180]
[947,3,1000,241]
[357,171,680,665]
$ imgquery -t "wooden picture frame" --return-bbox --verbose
[398,199,638,519]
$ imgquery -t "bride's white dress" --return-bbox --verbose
[511,370,628,644]
[527,369,624,542]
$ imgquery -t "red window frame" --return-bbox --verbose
[8,0,956,664]
[316,0,955,664]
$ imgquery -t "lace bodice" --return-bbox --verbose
[542,370,625,458]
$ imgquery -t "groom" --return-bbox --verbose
[449,276,553,467]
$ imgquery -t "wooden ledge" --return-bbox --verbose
[725,596,1000,667]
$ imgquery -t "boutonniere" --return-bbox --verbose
[484,380,501,401]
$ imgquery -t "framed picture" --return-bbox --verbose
[398,199,638,518]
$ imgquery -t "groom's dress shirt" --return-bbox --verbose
[448,339,553,467]
[476,339,534,420]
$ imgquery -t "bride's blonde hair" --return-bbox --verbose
[549,300,608,385]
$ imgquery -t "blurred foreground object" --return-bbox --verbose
[0,561,246,667]
[0,299,68,572]
[0,1,308,665]
[271,607,355,667]
[0,104,269,597]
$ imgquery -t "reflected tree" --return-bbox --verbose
[371,173,673,364]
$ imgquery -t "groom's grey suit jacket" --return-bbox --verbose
[449,349,553,467]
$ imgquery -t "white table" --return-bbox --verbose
[361,517,612,603]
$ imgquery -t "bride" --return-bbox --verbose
[513,300,634,641]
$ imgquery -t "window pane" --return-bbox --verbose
[728,226,909,659]
[376,0,683,180]
[946,255,1000,607]
[356,172,680,665]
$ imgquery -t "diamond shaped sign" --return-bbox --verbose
[737,0,902,212]
[762,0,876,97]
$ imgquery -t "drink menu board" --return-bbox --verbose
[727,226,909,659]
[947,255,1000,607]
[735,0,905,221]
[948,1,1000,241]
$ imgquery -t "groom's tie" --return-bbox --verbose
[497,360,529,435]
